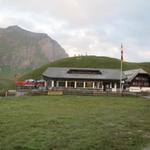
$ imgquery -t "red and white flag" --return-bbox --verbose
[121,43,123,62]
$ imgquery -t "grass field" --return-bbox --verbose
[0,95,150,150]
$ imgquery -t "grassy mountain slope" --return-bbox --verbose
[20,56,150,80]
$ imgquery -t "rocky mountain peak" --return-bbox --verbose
[0,25,68,72]
[6,25,24,31]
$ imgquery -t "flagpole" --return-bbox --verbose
[120,44,123,93]
[120,58,122,93]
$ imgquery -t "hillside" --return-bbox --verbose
[0,25,68,78]
[21,56,150,80]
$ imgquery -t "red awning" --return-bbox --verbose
[16,81,26,85]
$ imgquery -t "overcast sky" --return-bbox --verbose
[0,0,150,62]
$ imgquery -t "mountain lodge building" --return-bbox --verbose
[42,67,127,92]
[42,67,150,92]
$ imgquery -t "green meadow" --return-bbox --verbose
[20,56,150,80]
[0,95,150,150]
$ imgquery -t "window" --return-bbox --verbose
[95,82,99,88]
[98,82,102,88]
[68,81,75,88]
[58,81,65,87]
[85,82,93,88]
[77,81,84,88]
[47,80,52,87]
[67,69,101,75]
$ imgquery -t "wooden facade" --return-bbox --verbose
[124,69,150,92]
[128,74,150,87]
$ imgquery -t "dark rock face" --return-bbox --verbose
[0,25,68,69]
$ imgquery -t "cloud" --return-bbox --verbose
[0,0,150,62]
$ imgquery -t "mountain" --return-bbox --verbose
[0,25,68,78]
[20,56,150,80]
